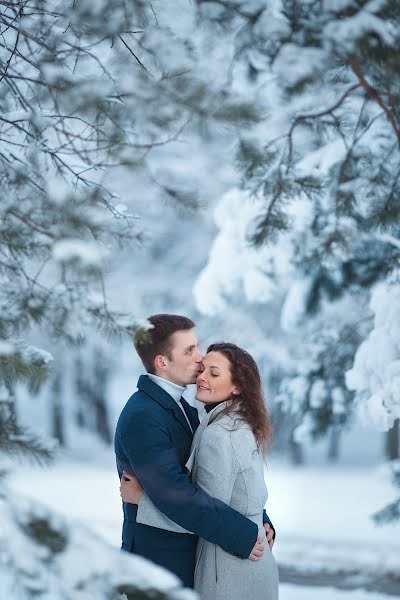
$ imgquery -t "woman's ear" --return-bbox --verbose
[232,387,240,396]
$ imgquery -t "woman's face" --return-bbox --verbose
[195,351,239,404]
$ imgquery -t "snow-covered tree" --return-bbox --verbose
[0,1,267,595]
[194,0,400,513]
[0,478,196,599]
[0,0,264,454]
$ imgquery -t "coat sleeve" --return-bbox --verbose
[262,510,276,540]
[137,492,191,534]
[121,406,257,559]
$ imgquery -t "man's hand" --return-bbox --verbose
[264,523,275,550]
[248,535,264,561]
[120,471,144,504]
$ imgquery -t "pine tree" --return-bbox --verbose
[195,1,400,517]
[0,2,263,595]
[1,0,262,458]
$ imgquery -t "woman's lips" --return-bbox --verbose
[197,385,210,391]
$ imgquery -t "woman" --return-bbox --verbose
[121,342,279,599]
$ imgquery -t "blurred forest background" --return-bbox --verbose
[1,1,400,598]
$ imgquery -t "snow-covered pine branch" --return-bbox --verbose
[0,0,266,447]
[194,0,400,519]
[0,478,196,599]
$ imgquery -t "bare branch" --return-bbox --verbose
[349,57,400,146]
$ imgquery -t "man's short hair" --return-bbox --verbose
[134,314,195,374]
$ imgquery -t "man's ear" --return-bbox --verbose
[154,355,167,371]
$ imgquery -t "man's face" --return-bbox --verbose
[158,329,203,387]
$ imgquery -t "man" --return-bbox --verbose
[114,314,275,587]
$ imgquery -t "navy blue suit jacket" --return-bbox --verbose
[114,375,272,585]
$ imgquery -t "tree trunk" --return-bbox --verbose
[327,426,341,463]
[289,434,304,465]
[93,349,112,444]
[386,419,400,460]
[93,391,112,444]
[73,347,112,444]
[74,355,90,430]
[51,369,65,446]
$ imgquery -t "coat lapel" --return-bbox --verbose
[136,375,193,437]
[180,397,200,434]
[185,401,229,476]
[171,402,193,437]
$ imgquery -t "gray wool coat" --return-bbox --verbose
[136,401,279,599]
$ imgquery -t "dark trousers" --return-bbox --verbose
[122,510,198,588]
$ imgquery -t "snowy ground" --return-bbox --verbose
[7,444,400,600]
[266,460,400,578]
[281,587,392,600]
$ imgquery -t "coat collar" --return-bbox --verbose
[185,400,238,474]
[206,399,241,423]
[137,375,198,436]
[137,374,178,410]
[147,372,186,402]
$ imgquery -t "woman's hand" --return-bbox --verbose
[119,470,144,504]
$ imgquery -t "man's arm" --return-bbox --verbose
[121,407,258,559]
[263,510,276,547]
[263,510,276,537]
[133,452,276,541]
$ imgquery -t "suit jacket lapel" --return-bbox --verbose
[180,397,200,434]
[171,402,193,437]
[137,375,193,437]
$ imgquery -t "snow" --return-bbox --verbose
[2,1,400,597]
[323,7,397,52]
[6,452,400,584]
[293,413,315,443]
[332,387,346,415]
[273,44,327,88]
[282,585,392,600]
[266,460,400,577]
[52,240,108,269]
[23,344,54,365]
[295,139,347,179]
[346,274,400,430]
[0,482,195,600]
[0,341,15,356]
[280,277,314,332]
[193,188,292,315]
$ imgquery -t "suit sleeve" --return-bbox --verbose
[121,407,258,559]
[262,510,276,540]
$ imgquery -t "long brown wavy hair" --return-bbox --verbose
[207,342,272,449]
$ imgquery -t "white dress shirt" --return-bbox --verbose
[147,373,193,432]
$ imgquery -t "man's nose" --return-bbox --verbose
[195,349,203,362]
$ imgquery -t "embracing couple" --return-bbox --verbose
[114,314,279,599]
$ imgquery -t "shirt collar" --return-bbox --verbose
[147,373,187,403]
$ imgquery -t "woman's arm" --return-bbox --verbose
[120,473,192,533]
